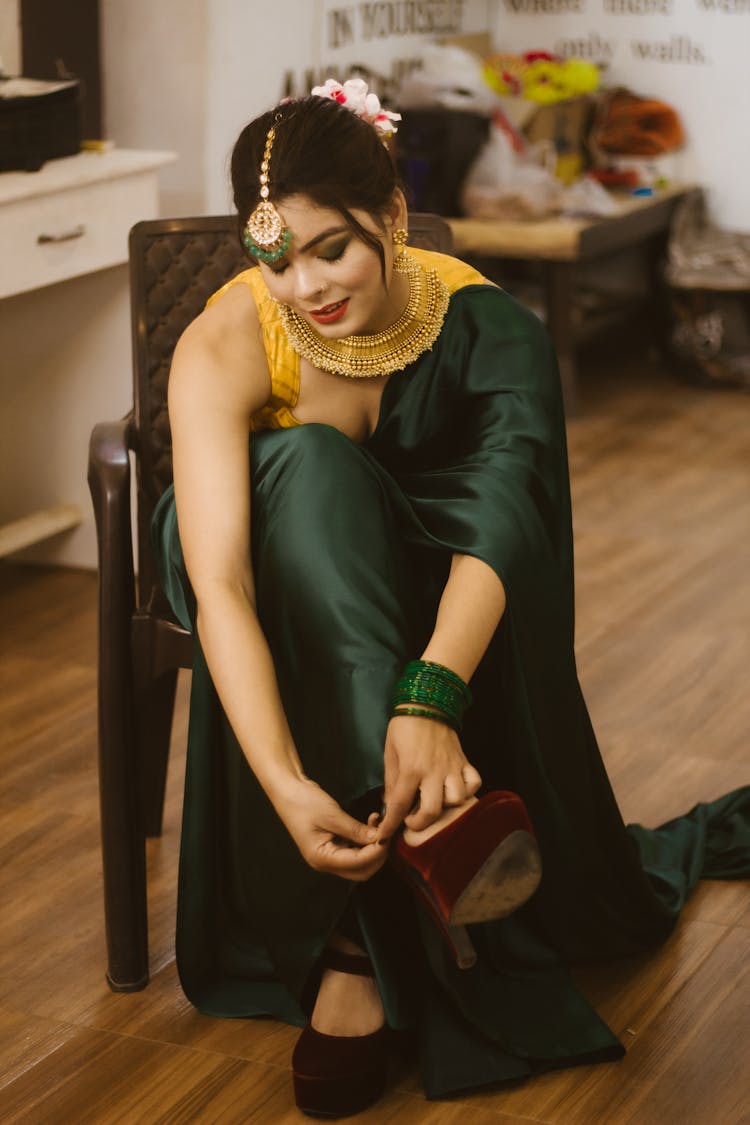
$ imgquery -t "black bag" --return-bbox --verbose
[0,77,81,172]
[395,108,490,217]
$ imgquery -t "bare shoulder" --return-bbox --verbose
[169,281,271,420]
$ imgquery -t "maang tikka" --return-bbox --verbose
[242,118,291,264]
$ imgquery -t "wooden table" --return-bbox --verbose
[448,184,697,415]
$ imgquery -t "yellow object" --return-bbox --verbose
[206,248,485,431]
[555,152,583,185]
[483,55,599,104]
[81,139,115,153]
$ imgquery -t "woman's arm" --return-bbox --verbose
[420,553,506,680]
[376,553,506,840]
[169,288,384,880]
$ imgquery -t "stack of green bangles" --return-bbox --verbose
[391,659,472,733]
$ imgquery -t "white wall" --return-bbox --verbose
[490,0,750,231]
[102,0,492,216]
[0,266,133,568]
[101,0,208,216]
[203,0,492,210]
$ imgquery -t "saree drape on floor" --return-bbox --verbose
[152,285,750,1098]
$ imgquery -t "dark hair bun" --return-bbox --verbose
[231,96,399,270]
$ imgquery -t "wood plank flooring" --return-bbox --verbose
[1,354,748,1123]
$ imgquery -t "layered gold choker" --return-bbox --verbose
[276,252,450,379]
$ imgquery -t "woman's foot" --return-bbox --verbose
[311,934,385,1037]
[401,795,478,848]
[294,934,389,1117]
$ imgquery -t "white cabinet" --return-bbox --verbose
[0,149,175,564]
[0,149,175,299]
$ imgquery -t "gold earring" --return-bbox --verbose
[392,228,408,258]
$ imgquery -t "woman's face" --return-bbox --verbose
[256,192,408,337]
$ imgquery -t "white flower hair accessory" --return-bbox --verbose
[310,78,401,139]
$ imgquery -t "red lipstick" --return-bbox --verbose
[309,298,350,325]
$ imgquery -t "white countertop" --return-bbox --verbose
[0,148,177,204]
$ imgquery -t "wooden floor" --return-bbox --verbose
[1,354,748,1124]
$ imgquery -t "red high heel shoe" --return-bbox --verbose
[292,947,389,1119]
[390,790,542,970]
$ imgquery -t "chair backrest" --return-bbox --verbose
[128,212,454,607]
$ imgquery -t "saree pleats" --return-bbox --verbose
[152,285,749,1096]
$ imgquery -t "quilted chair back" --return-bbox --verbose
[129,216,247,609]
[129,213,454,609]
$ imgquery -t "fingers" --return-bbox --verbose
[376,775,419,842]
[462,763,483,796]
[442,772,467,807]
[329,810,379,849]
[403,777,444,831]
[314,839,388,882]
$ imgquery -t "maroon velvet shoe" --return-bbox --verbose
[390,790,542,970]
[292,947,388,1119]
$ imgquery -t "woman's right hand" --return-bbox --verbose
[272,777,389,882]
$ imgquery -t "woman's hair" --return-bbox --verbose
[231,96,400,276]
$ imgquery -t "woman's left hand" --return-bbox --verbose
[376,713,482,841]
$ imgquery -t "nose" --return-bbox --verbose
[293,261,327,306]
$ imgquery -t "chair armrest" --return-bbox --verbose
[88,414,137,635]
[88,414,135,561]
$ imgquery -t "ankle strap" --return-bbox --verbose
[320,947,374,977]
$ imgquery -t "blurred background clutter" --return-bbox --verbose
[1,0,748,572]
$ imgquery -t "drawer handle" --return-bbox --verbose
[37,224,86,245]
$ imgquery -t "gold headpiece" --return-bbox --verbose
[242,121,291,264]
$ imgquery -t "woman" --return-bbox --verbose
[153,82,749,1118]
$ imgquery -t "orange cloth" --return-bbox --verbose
[594,91,684,157]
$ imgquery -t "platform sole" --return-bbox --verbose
[293,1066,386,1119]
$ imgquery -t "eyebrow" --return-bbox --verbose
[298,225,350,253]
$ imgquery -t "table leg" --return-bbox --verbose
[544,261,578,417]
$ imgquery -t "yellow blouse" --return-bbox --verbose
[206,247,486,433]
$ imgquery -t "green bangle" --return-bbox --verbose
[391,659,472,734]
[391,705,461,733]
[403,659,472,706]
[392,684,461,706]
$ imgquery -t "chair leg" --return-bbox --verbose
[89,417,150,991]
[98,651,150,992]
[135,667,178,839]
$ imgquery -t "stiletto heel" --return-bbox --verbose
[390,791,542,969]
[292,947,388,1118]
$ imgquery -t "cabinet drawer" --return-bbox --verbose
[0,172,159,299]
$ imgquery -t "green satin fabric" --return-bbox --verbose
[152,286,750,1098]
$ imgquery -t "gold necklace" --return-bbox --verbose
[276,251,451,379]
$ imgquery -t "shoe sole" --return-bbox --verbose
[293,1067,385,1118]
[450,829,542,925]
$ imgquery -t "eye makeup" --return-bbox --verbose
[318,235,350,262]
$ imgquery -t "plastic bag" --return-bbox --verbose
[461,124,617,220]
[397,45,499,116]
[461,125,560,219]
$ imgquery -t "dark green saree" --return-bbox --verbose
[152,285,750,1098]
